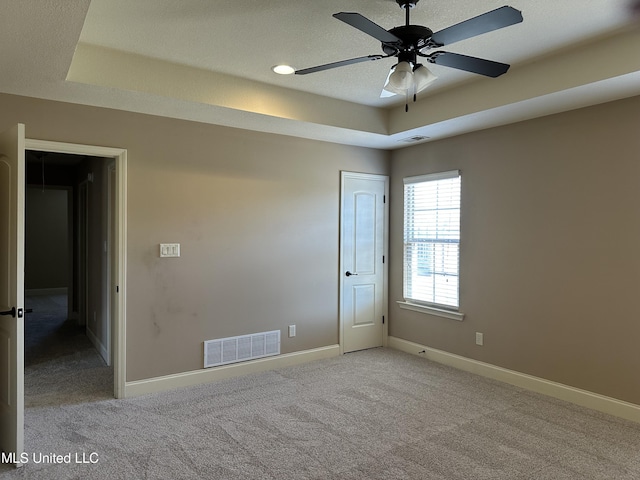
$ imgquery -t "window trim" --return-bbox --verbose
[402,170,463,320]
[403,170,460,185]
[396,301,465,321]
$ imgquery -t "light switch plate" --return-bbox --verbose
[160,243,180,257]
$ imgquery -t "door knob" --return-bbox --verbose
[0,307,16,317]
[0,307,32,318]
[345,271,358,277]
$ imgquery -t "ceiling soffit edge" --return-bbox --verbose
[62,27,640,149]
[67,43,389,136]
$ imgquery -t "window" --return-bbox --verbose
[403,170,461,311]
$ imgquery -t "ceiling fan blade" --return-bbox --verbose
[295,55,386,75]
[429,52,510,77]
[333,12,402,44]
[430,6,523,47]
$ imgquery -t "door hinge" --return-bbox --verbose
[382,255,385,264]
[116,285,119,293]
[383,195,386,204]
[382,315,385,324]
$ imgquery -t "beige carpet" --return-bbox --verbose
[1,305,639,479]
[22,294,113,408]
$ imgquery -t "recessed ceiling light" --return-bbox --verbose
[272,65,295,75]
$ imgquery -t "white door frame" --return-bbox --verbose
[339,171,389,354]
[25,139,127,399]
[105,161,116,367]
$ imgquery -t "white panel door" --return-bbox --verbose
[0,124,25,464]
[341,172,387,353]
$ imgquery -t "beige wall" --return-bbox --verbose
[5,91,639,405]
[389,96,640,405]
[0,93,389,381]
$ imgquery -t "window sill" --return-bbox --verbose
[396,301,465,321]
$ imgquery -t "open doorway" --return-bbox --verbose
[24,151,114,405]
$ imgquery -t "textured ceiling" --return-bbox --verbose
[0,0,639,149]
[78,0,632,107]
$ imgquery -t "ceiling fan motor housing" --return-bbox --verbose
[382,25,434,56]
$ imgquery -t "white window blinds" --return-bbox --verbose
[403,170,461,309]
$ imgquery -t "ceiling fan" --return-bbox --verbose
[295,1,523,110]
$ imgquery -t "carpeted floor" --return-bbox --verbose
[1,301,640,479]
[22,295,113,408]
[24,294,78,366]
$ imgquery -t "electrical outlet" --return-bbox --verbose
[475,332,484,346]
[288,325,296,338]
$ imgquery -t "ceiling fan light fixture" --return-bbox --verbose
[383,62,436,97]
[413,64,437,93]
[272,64,295,75]
[387,61,413,90]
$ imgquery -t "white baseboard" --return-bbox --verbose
[389,336,640,424]
[25,287,68,296]
[86,326,109,366]
[124,344,341,398]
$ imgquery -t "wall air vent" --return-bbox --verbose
[399,135,430,143]
[204,330,280,368]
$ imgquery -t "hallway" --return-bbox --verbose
[24,294,112,408]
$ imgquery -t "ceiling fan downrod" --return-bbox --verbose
[396,0,418,26]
